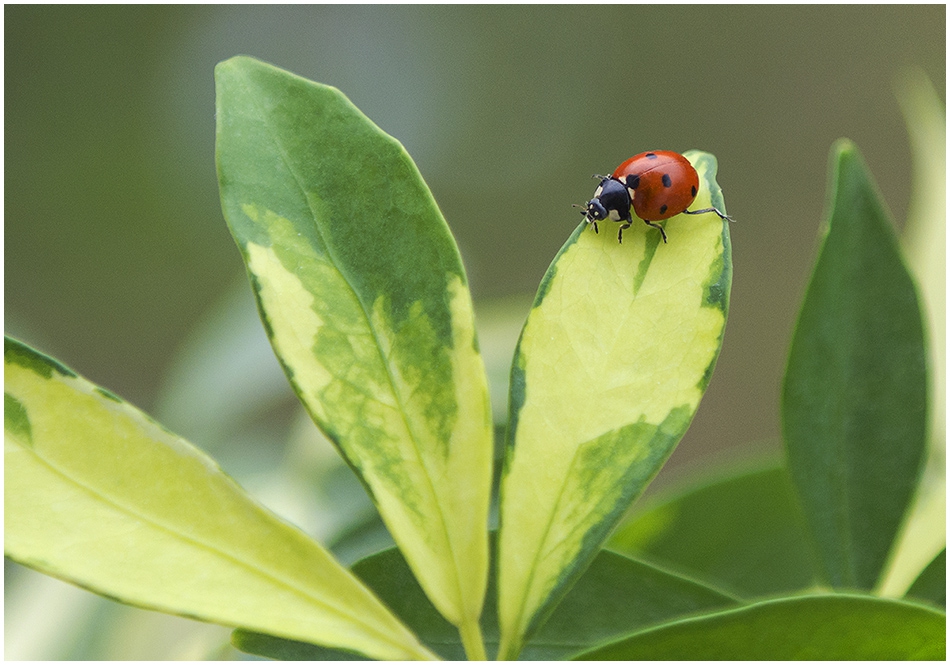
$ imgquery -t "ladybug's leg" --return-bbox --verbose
[617,222,632,243]
[683,207,735,222]
[643,220,668,244]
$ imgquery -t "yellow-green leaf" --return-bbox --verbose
[4,336,437,661]
[497,151,731,659]
[214,56,493,653]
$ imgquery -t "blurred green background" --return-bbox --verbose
[5,5,945,659]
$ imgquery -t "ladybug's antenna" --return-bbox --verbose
[573,203,599,233]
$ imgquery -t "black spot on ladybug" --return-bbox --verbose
[691,185,697,197]
[626,174,640,189]
[660,204,668,215]
[645,153,657,159]
[662,173,672,188]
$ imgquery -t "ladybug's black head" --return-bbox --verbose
[583,198,609,222]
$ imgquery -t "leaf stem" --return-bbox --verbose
[459,616,487,661]
[495,634,518,661]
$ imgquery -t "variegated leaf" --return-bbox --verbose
[215,56,493,655]
[497,151,731,659]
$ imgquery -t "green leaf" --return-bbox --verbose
[3,336,436,661]
[235,544,736,660]
[233,631,371,661]
[905,548,946,608]
[575,594,945,660]
[513,549,736,660]
[214,56,493,650]
[608,461,818,597]
[782,139,928,590]
[496,150,732,658]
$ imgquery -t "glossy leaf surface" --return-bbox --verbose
[496,151,731,658]
[3,337,435,661]
[782,139,928,589]
[234,544,736,660]
[608,462,817,597]
[575,594,945,660]
[215,56,493,639]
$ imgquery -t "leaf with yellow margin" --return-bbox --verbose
[215,56,493,657]
[4,336,437,661]
[496,151,732,659]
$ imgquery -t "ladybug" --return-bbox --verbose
[579,150,732,243]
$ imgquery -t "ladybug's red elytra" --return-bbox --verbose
[579,150,732,244]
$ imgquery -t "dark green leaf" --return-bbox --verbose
[906,548,946,608]
[608,462,817,597]
[234,544,736,660]
[782,139,928,589]
[575,594,946,660]
[516,550,736,660]
[232,631,369,661]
